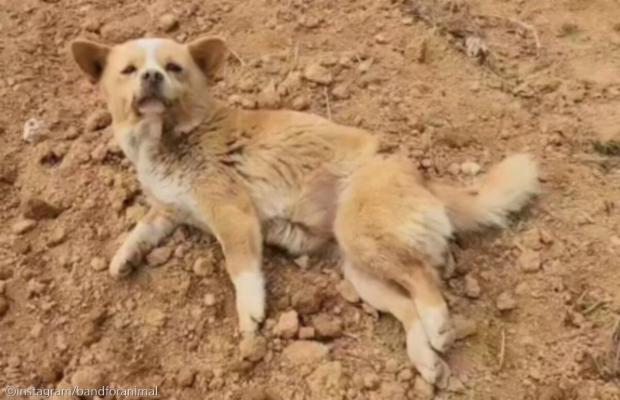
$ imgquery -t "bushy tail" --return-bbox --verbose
[429,154,540,232]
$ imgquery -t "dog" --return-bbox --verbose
[71,36,539,385]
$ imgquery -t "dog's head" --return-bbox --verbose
[71,36,227,125]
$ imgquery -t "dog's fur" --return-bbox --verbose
[71,36,539,385]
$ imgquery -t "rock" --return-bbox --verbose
[146,247,172,267]
[71,366,104,389]
[176,367,195,387]
[22,198,61,220]
[290,95,309,111]
[283,340,329,365]
[464,274,481,299]
[257,81,281,109]
[144,308,167,327]
[303,63,333,85]
[298,326,315,339]
[460,161,481,176]
[12,219,36,234]
[0,297,9,318]
[374,33,388,44]
[291,286,323,314]
[27,279,45,297]
[85,110,112,132]
[193,257,214,276]
[397,368,414,382]
[446,376,466,393]
[496,291,517,311]
[47,226,66,247]
[274,310,299,339]
[240,335,268,362]
[453,315,477,340]
[378,382,406,398]
[336,279,360,303]
[23,117,47,143]
[413,376,435,399]
[384,359,400,373]
[447,162,461,175]
[158,13,179,32]
[331,83,350,99]
[363,372,380,389]
[312,314,343,338]
[519,250,542,273]
[204,293,216,307]
[307,361,343,395]
[37,361,63,384]
[294,255,310,269]
[279,71,302,95]
[237,76,256,92]
[90,257,107,272]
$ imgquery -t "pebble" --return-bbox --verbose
[158,13,179,32]
[204,293,216,307]
[336,279,360,303]
[193,257,213,277]
[446,376,466,393]
[374,33,388,44]
[413,376,435,399]
[257,81,281,109]
[23,117,46,143]
[279,71,302,95]
[273,310,299,339]
[47,226,66,247]
[447,162,461,175]
[176,367,195,387]
[22,198,61,220]
[0,297,9,318]
[85,110,112,132]
[293,255,309,269]
[303,63,333,85]
[496,291,517,311]
[283,340,329,365]
[240,335,268,362]
[146,247,172,267]
[519,249,542,273]
[464,274,481,299]
[312,313,343,338]
[291,286,323,314]
[397,368,414,382]
[461,161,481,176]
[90,257,107,272]
[363,372,380,389]
[453,315,477,340]
[144,308,166,327]
[378,382,407,398]
[331,83,350,100]
[12,219,36,234]
[298,326,316,339]
[71,366,104,389]
[291,95,309,111]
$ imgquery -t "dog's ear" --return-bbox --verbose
[187,36,228,80]
[71,39,110,83]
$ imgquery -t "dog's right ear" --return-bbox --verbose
[71,39,110,83]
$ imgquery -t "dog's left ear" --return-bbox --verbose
[187,36,228,80]
[71,39,111,83]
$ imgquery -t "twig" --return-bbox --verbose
[324,87,332,120]
[228,47,246,67]
[582,300,606,315]
[498,329,506,370]
[290,41,300,70]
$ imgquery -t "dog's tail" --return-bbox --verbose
[429,154,539,233]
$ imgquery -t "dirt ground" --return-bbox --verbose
[1,0,620,399]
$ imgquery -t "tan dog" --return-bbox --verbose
[71,36,539,385]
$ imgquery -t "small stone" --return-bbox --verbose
[12,219,36,234]
[240,335,268,362]
[363,372,380,389]
[144,308,167,327]
[384,359,400,373]
[37,361,63,384]
[460,161,481,176]
[158,13,179,32]
[85,110,112,132]
[378,382,406,398]
[176,367,195,387]
[204,293,216,307]
[303,63,333,85]
[22,198,61,220]
[453,315,477,340]
[402,17,414,25]
[237,77,256,92]
[279,71,302,95]
[397,368,414,382]
[257,81,281,109]
[291,286,323,314]
[519,250,542,273]
[298,326,315,339]
[290,95,309,111]
[146,247,172,267]
[47,226,66,246]
[312,314,343,338]
[447,162,461,175]
[464,274,481,299]
[336,279,360,303]
[71,367,104,389]
[23,117,47,143]
[90,257,107,272]
[331,83,350,100]
[496,291,517,311]
[240,97,257,109]
[413,376,435,399]
[274,310,299,339]
[374,33,388,44]
[358,58,373,73]
[283,340,329,364]
[293,255,309,269]
[0,297,9,318]
[446,376,466,393]
[193,257,213,277]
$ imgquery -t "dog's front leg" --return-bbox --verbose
[110,207,178,278]
[198,189,265,335]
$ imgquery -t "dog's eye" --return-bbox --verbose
[121,65,136,75]
[165,62,183,73]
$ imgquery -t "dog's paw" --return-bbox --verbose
[109,249,137,278]
[234,271,266,334]
[420,306,455,353]
[407,321,450,385]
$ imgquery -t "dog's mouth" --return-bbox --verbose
[133,94,170,115]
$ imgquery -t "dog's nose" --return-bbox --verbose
[141,70,163,85]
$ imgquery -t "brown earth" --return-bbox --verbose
[1,0,620,399]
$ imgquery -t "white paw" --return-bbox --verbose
[109,248,138,278]
[233,271,266,334]
[420,306,455,353]
[407,320,450,385]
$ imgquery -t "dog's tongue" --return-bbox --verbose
[138,97,165,115]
